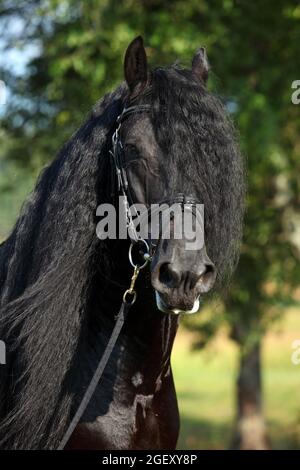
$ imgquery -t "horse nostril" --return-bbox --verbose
[159,263,181,289]
[152,259,216,298]
[198,263,216,292]
[205,264,215,276]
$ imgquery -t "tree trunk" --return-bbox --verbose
[232,340,270,450]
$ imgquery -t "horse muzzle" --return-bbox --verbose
[151,241,216,315]
[155,291,200,315]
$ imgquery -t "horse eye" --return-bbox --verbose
[124,144,140,157]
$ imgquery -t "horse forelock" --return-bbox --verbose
[132,65,245,285]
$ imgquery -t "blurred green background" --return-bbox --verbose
[0,0,300,449]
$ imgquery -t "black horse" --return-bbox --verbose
[0,37,244,449]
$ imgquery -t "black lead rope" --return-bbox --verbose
[58,240,150,450]
[57,300,131,450]
[58,103,153,450]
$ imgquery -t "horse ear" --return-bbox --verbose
[192,47,209,84]
[124,36,148,91]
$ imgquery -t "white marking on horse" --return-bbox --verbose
[131,371,143,387]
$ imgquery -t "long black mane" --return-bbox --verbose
[0,66,244,449]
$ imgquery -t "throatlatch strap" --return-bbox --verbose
[57,301,131,450]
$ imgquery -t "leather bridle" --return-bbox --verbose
[109,103,152,245]
[58,102,201,449]
[109,103,201,251]
[58,103,153,449]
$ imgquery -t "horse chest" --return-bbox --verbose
[67,388,162,450]
[66,316,179,450]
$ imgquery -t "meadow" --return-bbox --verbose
[173,308,300,450]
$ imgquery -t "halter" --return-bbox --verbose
[58,104,153,449]
[109,103,201,251]
[58,102,201,449]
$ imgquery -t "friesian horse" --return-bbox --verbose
[0,37,244,449]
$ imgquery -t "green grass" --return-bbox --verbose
[172,308,300,449]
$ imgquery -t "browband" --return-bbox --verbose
[117,104,151,124]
